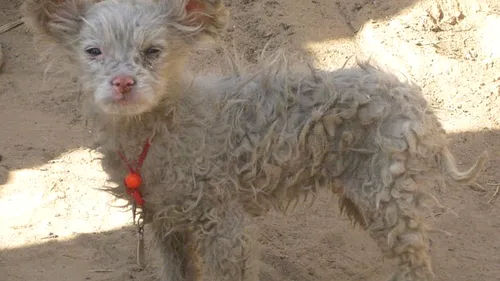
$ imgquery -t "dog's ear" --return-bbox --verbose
[166,0,228,41]
[21,0,95,48]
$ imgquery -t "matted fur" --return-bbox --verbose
[22,0,487,281]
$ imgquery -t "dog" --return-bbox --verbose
[22,0,487,280]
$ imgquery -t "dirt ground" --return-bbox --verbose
[1,0,500,280]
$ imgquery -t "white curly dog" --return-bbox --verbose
[22,1,487,281]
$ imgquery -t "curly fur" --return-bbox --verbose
[22,0,488,281]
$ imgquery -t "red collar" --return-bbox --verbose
[117,138,153,206]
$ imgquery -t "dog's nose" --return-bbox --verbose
[111,75,136,94]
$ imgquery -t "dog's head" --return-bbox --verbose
[22,0,227,116]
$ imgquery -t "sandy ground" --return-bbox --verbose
[1,0,500,280]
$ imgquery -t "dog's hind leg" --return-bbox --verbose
[338,168,438,281]
[198,202,260,281]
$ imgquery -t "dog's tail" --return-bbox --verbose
[440,146,488,184]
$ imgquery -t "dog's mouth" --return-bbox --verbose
[112,94,136,105]
[99,91,154,115]
[93,82,157,116]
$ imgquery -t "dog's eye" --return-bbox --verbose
[144,47,161,57]
[85,47,102,57]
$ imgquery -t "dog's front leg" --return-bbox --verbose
[198,203,260,281]
[152,226,202,281]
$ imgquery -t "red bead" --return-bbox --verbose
[125,172,142,189]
